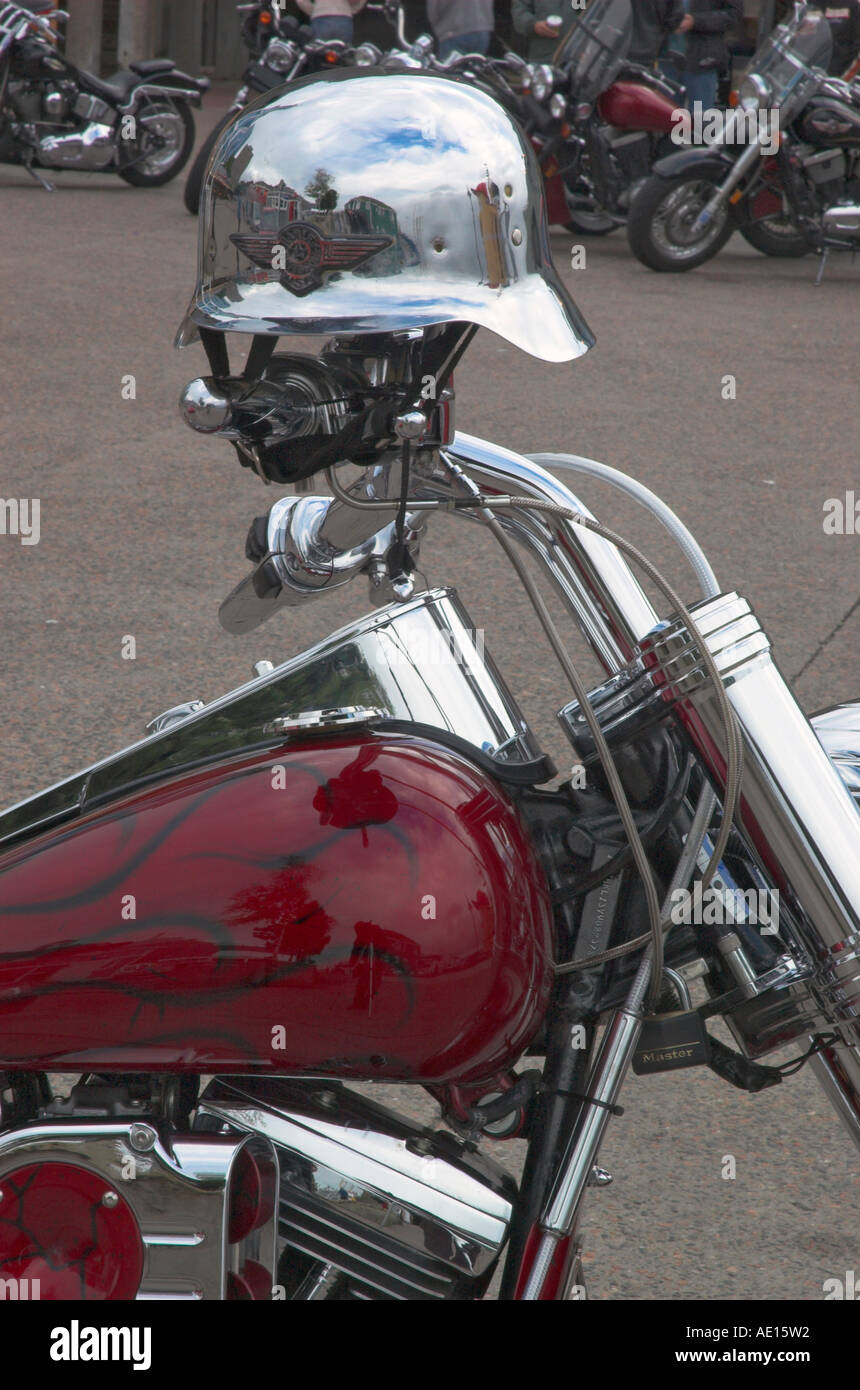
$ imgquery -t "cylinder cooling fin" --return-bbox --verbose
[197,1077,517,1301]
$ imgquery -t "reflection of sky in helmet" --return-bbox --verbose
[379,128,461,153]
[218,76,525,207]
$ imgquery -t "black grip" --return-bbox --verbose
[245,514,270,563]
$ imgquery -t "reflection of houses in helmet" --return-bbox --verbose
[236,181,308,232]
[346,197,418,278]
[469,178,511,290]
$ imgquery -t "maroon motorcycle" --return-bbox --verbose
[526,0,687,235]
[1,67,859,1304]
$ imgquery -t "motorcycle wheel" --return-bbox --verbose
[564,210,617,236]
[562,176,618,236]
[118,100,195,187]
[183,110,238,215]
[626,170,735,272]
[736,213,811,258]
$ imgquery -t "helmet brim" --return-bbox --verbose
[175,265,593,363]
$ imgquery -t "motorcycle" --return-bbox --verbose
[518,0,688,235]
[627,1,860,274]
[2,67,860,1306]
[184,2,310,216]
[0,2,208,191]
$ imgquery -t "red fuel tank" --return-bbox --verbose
[0,734,554,1083]
[597,79,678,134]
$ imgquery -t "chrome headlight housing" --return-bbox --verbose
[528,63,555,102]
[738,72,773,111]
[353,42,382,66]
[549,92,567,120]
[265,38,300,72]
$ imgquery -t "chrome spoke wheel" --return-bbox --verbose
[651,180,730,263]
[130,101,186,178]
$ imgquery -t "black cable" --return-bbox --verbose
[550,757,693,903]
[777,1033,839,1077]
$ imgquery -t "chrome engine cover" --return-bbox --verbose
[0,1120,278,1299]
[197,1078,517,1300]
[37,121,116,169]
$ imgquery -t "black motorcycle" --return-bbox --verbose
[0,3,208,190]
[627,1,860,274]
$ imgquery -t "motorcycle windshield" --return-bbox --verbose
[555,0,633,104]
[749,8,832,109]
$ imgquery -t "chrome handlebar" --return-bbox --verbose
[219,435,657,670]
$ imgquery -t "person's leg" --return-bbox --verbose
[682,67,719,111]
[459,30,490,54]
[311,15,354,42]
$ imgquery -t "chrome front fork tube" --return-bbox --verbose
[520,953,652,1301]
[694,139,763,230]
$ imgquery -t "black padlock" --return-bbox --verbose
[632,1010,712,1075]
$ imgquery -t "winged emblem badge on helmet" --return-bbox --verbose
[230,220,395,297]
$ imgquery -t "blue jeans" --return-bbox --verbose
[660,60,718,113]
[438,31,490,60]
[311,15,354,42]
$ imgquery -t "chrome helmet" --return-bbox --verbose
[176,69,593,363]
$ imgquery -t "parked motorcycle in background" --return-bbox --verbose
[0,2,207,189]
[184,1,310,215]
[183,0,689,236]
[517,0,688,235]
[627,1,860,273]
[386,0,690,236]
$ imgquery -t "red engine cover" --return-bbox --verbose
[0,735,554,1083]
[597,80,679,134]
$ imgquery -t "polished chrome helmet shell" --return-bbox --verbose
[176,70,593,363]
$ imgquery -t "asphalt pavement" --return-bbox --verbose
[1,85,858,1301]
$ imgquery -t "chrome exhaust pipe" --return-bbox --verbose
[822,202,860,240]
